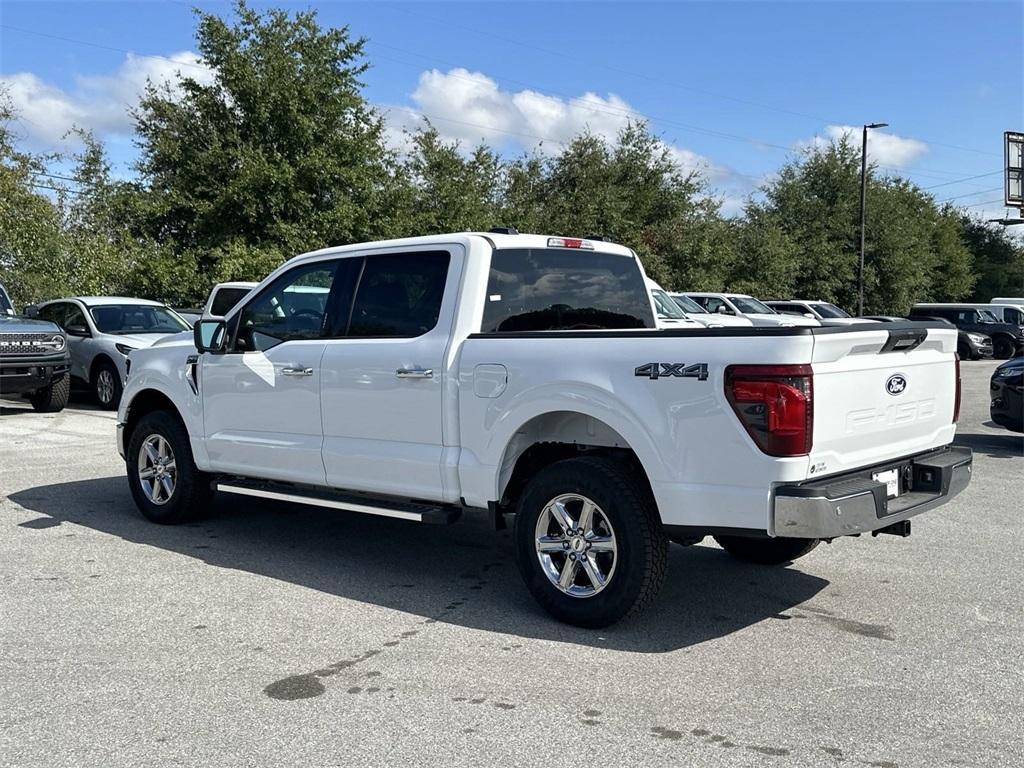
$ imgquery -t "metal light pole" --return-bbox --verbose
[858,122,888,316]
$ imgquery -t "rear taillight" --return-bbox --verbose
[725,364,813,457]
[953,353,961,423]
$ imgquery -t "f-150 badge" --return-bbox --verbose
[634,363,709,381]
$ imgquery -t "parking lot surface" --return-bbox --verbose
[1,360,1021,768]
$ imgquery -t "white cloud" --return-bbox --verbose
[384,67,732,183]
[1,52,213,148]
[797,124,928,168]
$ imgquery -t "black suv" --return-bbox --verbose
[0,283,72,412]
[908,304,1024,359]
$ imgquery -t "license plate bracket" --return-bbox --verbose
[873,468,901,498]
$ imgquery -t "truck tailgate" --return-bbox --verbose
[808,324,959,477]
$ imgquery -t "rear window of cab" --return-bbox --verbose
[480,248,655,333]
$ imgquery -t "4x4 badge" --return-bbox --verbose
[886,374,907,395]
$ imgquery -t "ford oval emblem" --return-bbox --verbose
[886,374,907,396]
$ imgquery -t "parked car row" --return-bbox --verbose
[644,281,1024,362]
[7,281,258,410]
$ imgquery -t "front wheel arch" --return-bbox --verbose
[124,389,186,450]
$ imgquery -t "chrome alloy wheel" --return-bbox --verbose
[96,368,116,404]
[137,434,177,505]
[534,493,617,598]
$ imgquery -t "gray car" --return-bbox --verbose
[33,297,191,409]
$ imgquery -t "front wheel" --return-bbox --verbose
[713,535,819,565]
[29,373,70,413]
[513,456,668,628]
[992,336,1015,360]
[126,410,211,524]
[93,360,123,409]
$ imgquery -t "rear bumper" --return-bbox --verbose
[772,446,972,539]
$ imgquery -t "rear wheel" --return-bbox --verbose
[29,373,70,413]
[513,456,668,627]
[992,335,1015,360]
[714,535,819,565]
[93,360,122,409]
[126,410,211,524]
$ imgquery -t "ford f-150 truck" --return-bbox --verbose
[116,233,972,626]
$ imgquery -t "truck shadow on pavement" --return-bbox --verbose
[954,431,1024,459]
[10,476,829,653]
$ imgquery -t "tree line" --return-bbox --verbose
[1,1,1021,313]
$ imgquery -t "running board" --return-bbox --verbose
[214,479,461,524]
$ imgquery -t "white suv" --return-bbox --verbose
[684,292,819,327]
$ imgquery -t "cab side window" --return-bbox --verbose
[64,304,88,330]
[234,261,338,352]
[346,251,451,338]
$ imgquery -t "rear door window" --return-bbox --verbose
[481,248,653,332]
[346,251,451,338]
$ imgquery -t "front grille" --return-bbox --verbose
[0,332,60,356]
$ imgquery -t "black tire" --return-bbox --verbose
[29,373,70,413]
[513,456,668,628]
[992,335,1015,360]
[713,535,820,565]
[126,410,212,524]
[92,359,123,409]
[957,342,976,361]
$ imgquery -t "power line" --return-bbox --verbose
[0,24,210,72]
[938,187,1003,203]
[922,170,1002,190]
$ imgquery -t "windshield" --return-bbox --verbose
[731,296,774,314]
[0,287,12,314]
[670,294,707,314]
[813,302,851,318]
[651,289,687,319]
[481,248,654,332]
[90,304,191,334]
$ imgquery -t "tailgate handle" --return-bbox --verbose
[880,329,927,354]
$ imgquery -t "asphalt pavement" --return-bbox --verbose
[1,360,1021,767]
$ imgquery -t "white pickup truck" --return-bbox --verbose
[117,232,972,626]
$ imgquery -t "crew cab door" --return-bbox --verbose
[200,258,344,485]
[319,246,461,501]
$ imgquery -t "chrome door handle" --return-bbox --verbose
[281,367,314,377]
[395,368,433,379]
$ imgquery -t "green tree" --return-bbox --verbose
[0,97,65,306]
[958,215,1024,302]
[133,0,400,275]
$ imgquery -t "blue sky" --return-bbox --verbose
[1,1,1020,217]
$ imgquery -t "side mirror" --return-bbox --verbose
[24,304,40,318]
[716,306,731,315]
[66,324,90,337]
[194,319,227,354]
[804,313,815,319]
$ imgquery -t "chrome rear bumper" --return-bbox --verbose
[772,446,972,539]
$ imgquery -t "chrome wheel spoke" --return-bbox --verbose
[558,557,578,590]
[144,443,160,465]
[577,500,596,535]
[139,466,156,480]
[160,475,174,498]
[579,554,605,589]
[547,500,574,532]
[587,535,615,552]
[536,536,566,553]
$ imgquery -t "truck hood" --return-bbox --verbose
[690,313,754,328]
[745,313,820,327]
[149,330,195,348]
[0,316,63,334]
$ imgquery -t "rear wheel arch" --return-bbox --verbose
[496,411,658,518]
